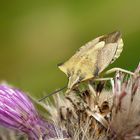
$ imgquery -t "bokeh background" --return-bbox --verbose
[0,0,139,98]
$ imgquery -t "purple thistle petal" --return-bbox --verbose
[0,84,60,140]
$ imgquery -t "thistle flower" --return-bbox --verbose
[109,64,140,140]
[46,64,140,140]
[0,84,60,140]
[46,81,113,140]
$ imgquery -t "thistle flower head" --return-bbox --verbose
[46,63,140,140]
[0,84,59,140]
[109,64,140,139]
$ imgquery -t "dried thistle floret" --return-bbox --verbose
[46,63,140,140]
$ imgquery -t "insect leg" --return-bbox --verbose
[94,77,113,81]
[104,67,134,76]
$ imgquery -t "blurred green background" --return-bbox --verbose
[0,0,139,98]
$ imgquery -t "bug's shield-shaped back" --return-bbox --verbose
[58,31,123,90]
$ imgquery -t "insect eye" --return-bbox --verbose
[78,75,84,83]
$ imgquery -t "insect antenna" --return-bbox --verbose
[38,86,67,102]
